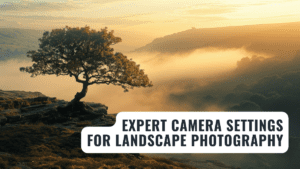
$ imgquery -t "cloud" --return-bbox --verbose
[228,101,262,111]
[0,14,153,31]
[166,52,300,110]
[86,0,138,5]
[0,1,77,12]
[162,51,300,136]
[188,6,235,15]
[86,17,153,26]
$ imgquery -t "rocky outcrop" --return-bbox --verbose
[0,93,197,169]
[0,96,111,130]
[0,91,238,169]
[0,90,46,100]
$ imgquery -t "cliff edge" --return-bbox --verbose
[0,90,239,169]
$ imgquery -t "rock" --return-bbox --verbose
[0,102,14,109]
[56,105,69,113]
[11,162,33,169]
[6,115,23,123]
[47,110,72,123]
[48,166,61,169]
[42,115,69,124]
[56,100,67,105]
[12,100,23,109]
[76,102,94,111]
[21,103,60,114]
[23,97,57,103]
[131,153,142,159]
[86,102,108,110]
[94,107,107,115]
[42,108,59,116]
[70,131,81,138]
[24,113,42,122]
[126,153,143,160]
[57,102,95,114]
[34,97,50,102]
[0,152,12,156]
[0,95,110,128]
[62,132,81,149]
[0,99,29,109]
[79,111,104,120]
[0,116,7,126]
[0,91,113,131]
[20,104,47,112]
[0,109,21,116]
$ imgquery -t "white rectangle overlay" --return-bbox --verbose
[81,112,289,153]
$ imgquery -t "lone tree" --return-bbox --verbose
[20,26,153,107]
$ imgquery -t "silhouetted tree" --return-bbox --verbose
[20,26,153,107]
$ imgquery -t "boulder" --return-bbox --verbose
[76,102,94,111]
[86,102,108,110]
[94,107,107,115]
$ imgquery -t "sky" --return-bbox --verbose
[1,1,300,167]
[1,0,300,51]
[1,0,300,133]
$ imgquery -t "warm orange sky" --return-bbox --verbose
[2,2,300,166]
[1,0,300,117]
[1,0,300,51]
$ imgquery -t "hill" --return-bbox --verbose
[0,28,44,60]
[0,90,239,169]
[134,21,300,57]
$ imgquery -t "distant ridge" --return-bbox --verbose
[0,28,44,60]
[134,21,300,57]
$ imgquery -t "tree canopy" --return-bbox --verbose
[20,26,153,103]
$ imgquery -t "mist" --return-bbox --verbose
[135,21,300,59]
[1,24,300,169]
[0,47,254,115]
[1,24,299,139]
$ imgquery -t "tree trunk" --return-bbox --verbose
[68,82,89,107]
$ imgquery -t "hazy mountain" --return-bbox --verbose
[0,28,44,60]
[134,21,300,58]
